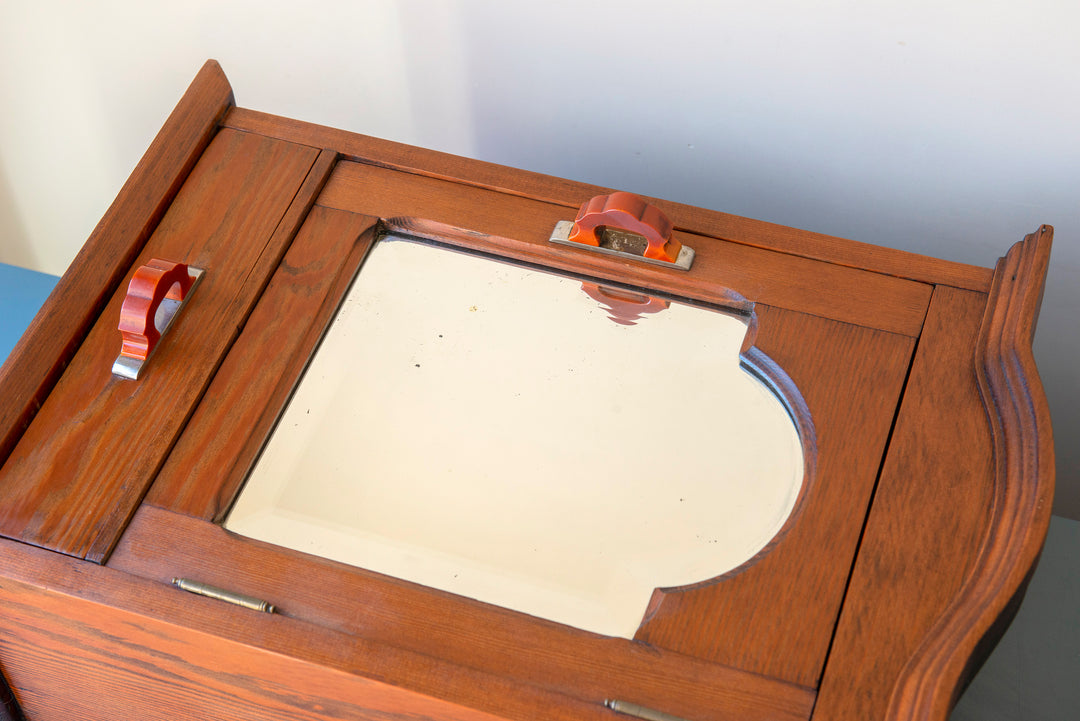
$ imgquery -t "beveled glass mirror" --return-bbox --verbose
[226,234,807,637]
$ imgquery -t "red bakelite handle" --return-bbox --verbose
[118,259,195,362]
[567,191,682,262]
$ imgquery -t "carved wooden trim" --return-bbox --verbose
[885,226,1055,721]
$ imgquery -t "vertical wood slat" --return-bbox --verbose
[812,286,994,720]
[884,229,1055,721]
[0,129,319,562]
[815,229,1054,721]
[145,207,378,519]
[0,60,234,464]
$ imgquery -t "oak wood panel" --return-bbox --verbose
[224,106,993,291]
[811,286,993,720]
[316,161,933,337]
[634,304,915,686]
[886,229,1055,721]
[111,506,816,721]
[146,207,379,519]
[0,130,319,562]
[0,539,600,721]
[815,228,1054,721]
[0,60,233,465]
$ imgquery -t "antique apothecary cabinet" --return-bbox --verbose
[0,61,1054,721]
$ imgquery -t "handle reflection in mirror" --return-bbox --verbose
[580,283,670,326]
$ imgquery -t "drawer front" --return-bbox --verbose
[0,128,320,562]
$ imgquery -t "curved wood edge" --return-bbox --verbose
[884,225,1055,721]
[0,59,234,463]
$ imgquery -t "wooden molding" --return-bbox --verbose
[884,226,1055,720]
[0,60,234,464]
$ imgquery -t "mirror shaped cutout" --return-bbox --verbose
[226,234,808,638]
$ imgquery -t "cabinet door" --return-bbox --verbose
[104,155,928,721]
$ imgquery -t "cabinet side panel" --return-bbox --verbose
[0,60,233,464]
[0,130,318,562]
[813,286,994,720]
[0,561,517,721]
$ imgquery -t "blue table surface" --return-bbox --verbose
[0,263,60,364]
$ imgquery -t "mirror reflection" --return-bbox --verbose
[226,235,805,637]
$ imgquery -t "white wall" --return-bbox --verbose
[0,0,1077,517]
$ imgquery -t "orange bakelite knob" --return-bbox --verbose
[117,259,197,362]
[566,192,682,263]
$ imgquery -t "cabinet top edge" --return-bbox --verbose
[222,106,996,293]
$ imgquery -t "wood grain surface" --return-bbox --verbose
[0,537,596,721]
[146,206,378,519]
[0,60,233,466]
[110,505,816,721]
[812,286,993,720]
[316,162,933,337]
[141,180,918,689]
[634,304,915,686]
[886,228,1055,721]
[814,227,1054,721]
[223,106,993,291]
[0,129,318,562]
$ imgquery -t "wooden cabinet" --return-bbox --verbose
[0,61,1054,721]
